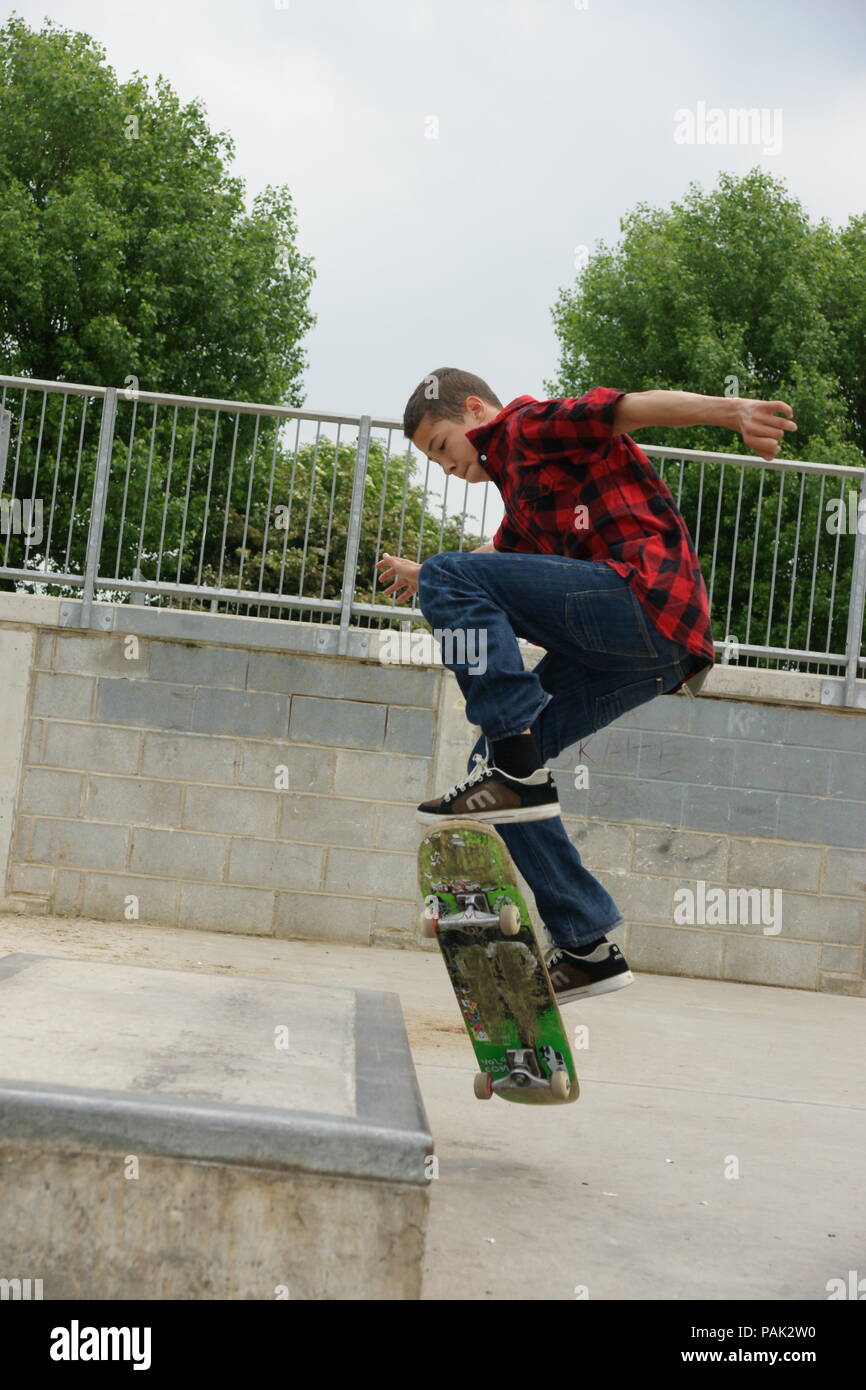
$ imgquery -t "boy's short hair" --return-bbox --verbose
[402,367,503,440]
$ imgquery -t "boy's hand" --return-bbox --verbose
[735,399,797,461]
[376,552,422,604]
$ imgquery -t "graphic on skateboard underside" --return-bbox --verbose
[417,819,578,1105]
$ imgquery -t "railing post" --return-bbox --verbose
[79,387,117,629]
[337,415,371,656]
[843,470,866,706]
[0,406,10,488]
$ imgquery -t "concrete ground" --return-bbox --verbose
[1,911,863,1302]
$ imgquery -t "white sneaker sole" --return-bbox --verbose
[416,801,562,825]
[554,970,635,1004]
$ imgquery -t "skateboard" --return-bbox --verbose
[417,817,579,1105]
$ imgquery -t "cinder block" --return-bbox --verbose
[274,891,373,944]
[638,731,737,787]
[691,699,786,742]
[376,802,425,852]
[227,836,324,891]
[682,783,732,834]
[26,719,45,764]
[81,873,179,926]
[384,706,434,756]
[778,795,866,849]
[594,869,675,924]
[823,848,866,897]
[34,632,54,668]
[11,815,35,860]
[324,847,416,901]
[826,751,866,802]
[86,776,182,828]
[620,923,723,978]
[564,819,632,870]
[819,973,866,997]
[785,706,866,753]
[589,774,685,827]
[54,870,81,913]
[372,898,416,936]
[179,881,275,935]
[722,934,818,989]
[728,838,821,892]
[183,784,278,838]
[44,722,141,775]
[762,890,864,945]
[237,741,337,795]
[616,692,693,732]
[53,633,148,678]
[247,651,439,707]
[8,864,54,895]
[20,769,83,818]
[149,642,249,689]
[632,826,727,880]
[192,688,288,738]
[279,794,375,848]
[30,818,129,871]
[142,731,236,783]
[555,777,590,817]
[566,727,642,777]
[289,696,386,750]
[130,827,227,881]
[683,784,779,838]
[819,944,863,974]
[727,788,780,837]
[96,678,194,731]
[335,749,430,804]
[731,742,828,796]
[33,672,95,721]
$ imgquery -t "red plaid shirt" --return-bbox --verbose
[465,387,715,689]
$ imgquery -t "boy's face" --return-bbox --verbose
[413,395,497,483]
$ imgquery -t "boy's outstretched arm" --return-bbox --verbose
[613,390,797,463]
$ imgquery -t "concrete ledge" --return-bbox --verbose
[0,593,861,709]
[0,952,432,1299]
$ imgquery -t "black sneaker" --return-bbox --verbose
[416,752,561,825]
[544,939,634,1002]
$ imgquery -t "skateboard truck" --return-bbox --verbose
[489,1046,571,1099]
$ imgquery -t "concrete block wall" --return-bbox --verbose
[4,615,444,948]
[0,596,863,993]
[550,691,866,996]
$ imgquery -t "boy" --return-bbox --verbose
[377,368,796,1003]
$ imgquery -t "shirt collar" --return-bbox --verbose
[464,395,536,470]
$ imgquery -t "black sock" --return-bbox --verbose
[568,936,606,955]
[491,730,542,778]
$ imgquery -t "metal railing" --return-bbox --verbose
[1,374,865,704]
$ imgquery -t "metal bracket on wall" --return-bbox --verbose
[59,600,113,632]
[821,678,866,710]
[315,627,371,659]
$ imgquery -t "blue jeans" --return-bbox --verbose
[417,551,704,949]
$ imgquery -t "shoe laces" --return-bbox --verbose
[442,751,491,803]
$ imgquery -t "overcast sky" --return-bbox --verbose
[14,0,866,427]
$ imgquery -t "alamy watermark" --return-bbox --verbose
[0,497,43,545]
[674,101,783,156]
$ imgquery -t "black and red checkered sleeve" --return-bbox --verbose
[516,387,626,459]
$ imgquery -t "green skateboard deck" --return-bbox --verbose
[417,817,579,1105]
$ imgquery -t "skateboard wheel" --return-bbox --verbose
[474,1071,494,1100]
[418,909,439,938]
[550,1070,571,1100]
[498,902,521,936]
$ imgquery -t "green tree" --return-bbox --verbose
[0,15,315,399]
[0,15,318,597]
[546,169,865,666]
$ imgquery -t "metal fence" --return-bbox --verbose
[1,374,865,706]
